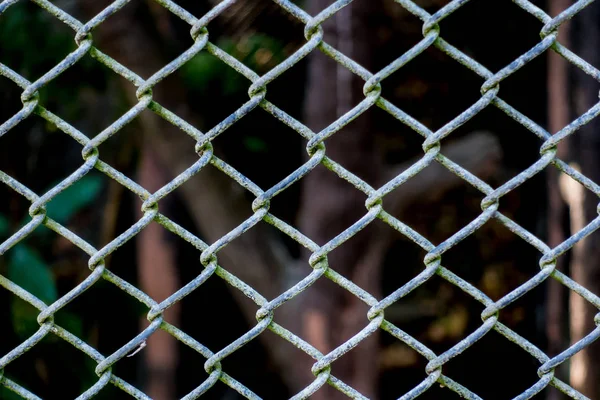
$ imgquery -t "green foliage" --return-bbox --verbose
[0,386,25,400]
[180,34,286,154]
[45,174,104,225]
[0,2,74,75]
[10,174,105,232]
[0,2,108,116]
[8,244,57,337]
[8,244,84,340]
[10,297,42,338]
[55,310,83,340]
[180,45,231,94]
[5,174,102,338]
[8,245,57,304]
[180,34,287,96]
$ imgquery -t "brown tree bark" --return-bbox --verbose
[136,145,180,400]
[546,1,571,398]
[295,0,381,397]
[295,1,506,397]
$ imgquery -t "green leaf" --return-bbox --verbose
[0,385,28,400]
[8,244,57,304]
[10,299,40,338]
[9,245,58,338]
[45,174,104,224]
[179,52,224,92]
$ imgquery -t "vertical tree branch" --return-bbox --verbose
[296,1,381,397]
[136,145,180,400]
[546,1,571,398]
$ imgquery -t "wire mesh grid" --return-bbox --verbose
[1,0,600,398]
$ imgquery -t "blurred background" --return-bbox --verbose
[1,0,600,399]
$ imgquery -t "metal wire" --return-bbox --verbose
[1,0,600,398]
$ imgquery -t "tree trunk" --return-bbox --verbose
[78,0,295,389]
[295,0,382,397]
[568,3,600,397]
[136,145,180,400]
[546,1,571,398]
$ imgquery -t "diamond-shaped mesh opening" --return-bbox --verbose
[28,55,109,121]
[42,171,108,248]
[275,162,372,243]
[209,108,304,190]
[493,168,549,231]
[0,186,31,244]
[420,277,488,350]
[379,332,423,370]
[288,50,376,124]
[88,1,172,79]
[497,279,547,347]
[441,219,540,295]
[495,60,548,123]
[439,105,543,182]
[204,0,305,67]
[220,334,290,398]
[386,164,486,242]
[440,0,546,72]
[381,232,429,298]
[149,163,257,237]
[561,7,600,70]
[53,271,146,347]
[442,329,542,399]
[178,48,256,124]
[381,45,484,129]
[176,338,215,397]
[0,116,86,194]
[180,272,260,345]
[378,274,476,349]
[263,57,310,120]
[2,230,96,313]
[373,106,425,165]
[0,330,100,399]
[0,75,24,119]
[39,68,133,137]
[377,2,430,67]
[411,0,451,14]
[0,2,77,80]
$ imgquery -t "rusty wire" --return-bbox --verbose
[1,0,600,398]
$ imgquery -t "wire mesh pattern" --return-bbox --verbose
[1,0,600,398]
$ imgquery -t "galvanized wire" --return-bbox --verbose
[1,0,600,398]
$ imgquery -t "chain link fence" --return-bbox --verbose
[1,0,600,398]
